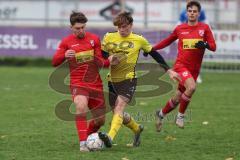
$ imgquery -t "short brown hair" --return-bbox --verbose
[113,12,133,26]
[187,1,201,12]
[70,11,88,25]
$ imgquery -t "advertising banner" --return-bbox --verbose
[0,26,177,60]
[1,26,239,63]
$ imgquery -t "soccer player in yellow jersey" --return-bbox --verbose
[99,12,180,148]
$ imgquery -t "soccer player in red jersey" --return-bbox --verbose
[52,11,118,151]
[154,1,216,131]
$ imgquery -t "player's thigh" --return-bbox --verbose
[175,68,193,85]
[175,68,196,92]
[115,95,128,110]
[114,78,137,104]
[71,87,89,113]
[184,77,196,93]
[74,95,89,113]
[112,79,137,113]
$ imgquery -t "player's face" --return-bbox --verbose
[71,23,86,39]
[187,6,199,23]
[117,23,133,37]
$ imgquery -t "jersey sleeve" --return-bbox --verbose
[205,25,216,51]
[140,36,152,53]
[95,36,110,68]
[153,27,178,50]
[101,33,110,53]
[52,38,67,67]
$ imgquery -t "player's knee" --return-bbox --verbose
[75,104,87,114]
[74,95,87,105]
[113,105,125,115]
[122,112,131,124]
[116,102,127,109]
[75,103,87,112]
[187,84,196,94]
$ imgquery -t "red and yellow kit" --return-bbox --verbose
[154,22,216,91]
[52,32,109,90]
[154,22,216,77]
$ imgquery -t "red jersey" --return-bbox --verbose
[154,22,216,72]
[52,32,109,89]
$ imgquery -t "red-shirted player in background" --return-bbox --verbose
[52,11,118,152]
[154,1,216,131]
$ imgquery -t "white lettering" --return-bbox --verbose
[3,35,11,49]
[20,35,28,49]
[28,36,38,49]
[46,39,60,50]
[11,34,20,49]
[0,34,38,50]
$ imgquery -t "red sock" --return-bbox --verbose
[75,114,88,141]
[87,120,101,135]
[162,99,178,115]
[179,93,191,114]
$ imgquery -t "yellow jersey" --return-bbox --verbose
[102,31,152,82]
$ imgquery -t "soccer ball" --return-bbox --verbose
[86,133,105,151]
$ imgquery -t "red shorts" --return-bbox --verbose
[174,67,199,93]
[70,86,105,109]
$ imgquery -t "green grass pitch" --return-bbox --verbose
[0,66,239,160]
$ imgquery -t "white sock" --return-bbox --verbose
[159,109,164,118]
[177,112,184,118]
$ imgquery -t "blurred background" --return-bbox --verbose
[0,0,240,71]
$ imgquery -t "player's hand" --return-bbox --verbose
[108,55,120,65]
[167,69,181,82]
[195,41,209,49]
[65,50,76,59]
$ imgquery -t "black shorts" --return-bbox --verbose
[108,78,137,107]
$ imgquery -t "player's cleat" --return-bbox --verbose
[155,110,163,132]
[80,142,90,152]
[98,132,112,148]
[176,114,184,128]
[133,124,144,147]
